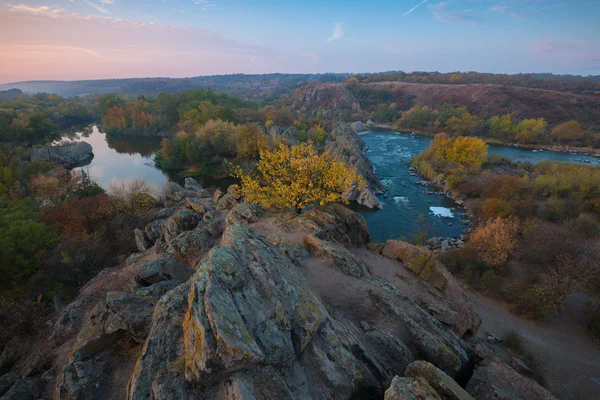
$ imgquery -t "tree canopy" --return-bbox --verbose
[236,141,365,213]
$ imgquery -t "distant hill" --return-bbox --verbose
[3,72,599,99]
[0,88,23,100]
[289,81,600,130]
[0,74,350,98]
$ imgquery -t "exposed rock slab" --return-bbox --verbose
[31,142,93,168]
[466,361,558,400]
[405,360,475,400]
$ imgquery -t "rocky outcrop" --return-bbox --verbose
[7,178,560,400]
[303,234,372,278]
[31,141,93,168]
[372,240,481,337]
[290,83,361,118]
[405,360,474,400]
[294,202,371,247]
[350,120,368,134]
[466,361,558,400]
[131,223,400,399]
[326,123,385,209]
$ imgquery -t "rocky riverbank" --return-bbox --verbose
[0,177,558,399]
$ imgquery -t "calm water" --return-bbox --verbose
[64,126,599,241]
[60,125,170,192]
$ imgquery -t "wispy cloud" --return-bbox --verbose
[194,0,215,11]
[531,41,580,56]
[403,0,429,16]
[489,2,523,19]
[7,4,66,17]
[82,0,110,14]
[429,2,475,23]
[327,23,343,42]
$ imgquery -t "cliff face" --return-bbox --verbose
[326,123,385,209]
[0,179,556,400]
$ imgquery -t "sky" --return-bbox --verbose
[0,0,599,82]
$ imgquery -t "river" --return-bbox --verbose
[64,125,599,242]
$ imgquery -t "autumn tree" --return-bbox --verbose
[467,217,520,268]
[430,133,489,170]
[487,114,515,141]
[550,120,585,144]
[235,123,270,159]
[445,111,481,136]
[515,118,547,144]
[236,142,365,214]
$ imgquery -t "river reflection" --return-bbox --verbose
[60,125,170,192]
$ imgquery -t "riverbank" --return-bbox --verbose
[370,123,600,159]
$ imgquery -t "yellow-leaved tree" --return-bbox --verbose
[235,141,365,214]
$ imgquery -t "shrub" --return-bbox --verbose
[482,198,512,218]
[519,221,584,266]
[483,174,524,200]
[467,217,520,268]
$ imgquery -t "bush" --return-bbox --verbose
[482,198,512,218]
[467,217,520,269]
[483,174,524,200]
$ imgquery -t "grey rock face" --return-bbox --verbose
[303,234,372,278]
[135,259,194,286]
[369,291,475,382]
[405,360,475,400]
[226,202,263,224]
[127,285,195,400]
[466,361,558,400]
[31,142,93,168]
[295,203,371,247]
[326,123,386,198]
[216,193,238,210]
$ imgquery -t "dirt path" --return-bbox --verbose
[469,291,600,400]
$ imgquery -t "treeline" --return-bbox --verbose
[394,104,600,148]
[355,71,600,93]
[97,89,256,136]
[413,134,600,337]
[0,93,94,144]
[0,145,159,344]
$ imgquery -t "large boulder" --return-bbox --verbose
[384,376,441,400]
[31,142,93,168]
[216,193,238,210]
[295,203,371,247]
[343,186,382,209]
[226,202,263,224]
[466,361,558,400]
[164,209,202,243]
[350,121,368,134]
[405,360,474,400]
[380,241,450,292]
